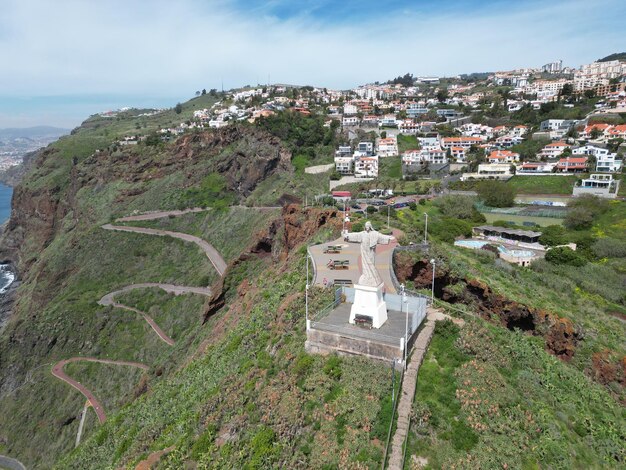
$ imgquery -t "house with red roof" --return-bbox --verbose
[539,141,571,158]
[487,150,520,163]
[440,136,483,149]
[555,156,588,173]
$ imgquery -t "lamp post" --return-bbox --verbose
[305,247,310,330]
[401,283,408,368]
[387,204,390,230]
[430,258,436,305]
[424,213,428,244]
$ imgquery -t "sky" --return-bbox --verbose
[0,0,624,128]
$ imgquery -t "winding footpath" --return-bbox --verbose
[52,209,227,427]
[98,283,212,346]
[51,358,149,424]
[0,455,26,470]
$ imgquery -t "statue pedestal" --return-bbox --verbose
[349,283,388,328]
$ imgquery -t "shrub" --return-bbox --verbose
[418,198,426,205]
[323,355,342,380]
[564,207,594,230]
[408,202,417,211]
[592,237,626,258]
[539,225,567,247]
[545,246,586,266]
[366,205,377,214]
[351,221,364,232]
[568,194,610,216]
[433,195,478,220]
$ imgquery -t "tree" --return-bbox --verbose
[590,127,602,140]
[202,89,207,95]
[559,83,574,97]
[477,181,516,207]
[195,91,201,97]
[436,88,449,103]
[564,206,594,230]
[433,195,485,222]
[174,103,183,114]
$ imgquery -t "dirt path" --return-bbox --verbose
[98,284,212,346]
[52,357,149,424]
[102,224,227,276]
[0,454,26,470]
[115,205,280,223]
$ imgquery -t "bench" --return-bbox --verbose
[327,260,349,270]
[332,279,353,287]
[354,314,373,329]
[324,245,342,254]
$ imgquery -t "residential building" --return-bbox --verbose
[574,60,626,91]
[402,147,447,165]
[517,162,556,173]
[572,174,620,199]
[342,115,359,126]
[335,146,352,157]
[596,153,623,173]
[343,104,358,115]
[440,136,483,149]
[460,163,514,181]
[450,146,466,161]
[334,155,354,175]
[354,155,379,178]
[377,137,398,157]
[380,114,398,127]
[555,156,588,172]
[487,150,520,163]
[398,119,420,134]
[542,60,563,74]
[358,141,374,155]
[539,141,571,158]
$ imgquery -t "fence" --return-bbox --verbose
[390,246,433,304]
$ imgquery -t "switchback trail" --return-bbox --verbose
[98,284,212,346]
[102,223,227,276]
[0,454,26,470]
[51,208,231,436]
[51,358,149,424]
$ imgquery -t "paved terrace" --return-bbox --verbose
[309,229,400,294]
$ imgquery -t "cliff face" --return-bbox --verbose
[0,120,300,468]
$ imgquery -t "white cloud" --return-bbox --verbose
[0,0,623,126]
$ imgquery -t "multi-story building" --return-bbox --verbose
[377,136,398,157]
[596,153,623,173]
[539,141,571,158]
[440,136,483,149]
[357,141,374,155]
[334,155,354,175]
[343,103,358,115]
[518,162,556,173]
[354,155,379,178]
[487,150,520,163]
[573,174,620,198]
[574,60,626,91]
[342,116,359,126]
[542,60,563,74]
[555,156,588,172]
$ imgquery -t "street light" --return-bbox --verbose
[430,258,436,305]
[305,248,310,330]
[387,204,390,230]
[424,213,428,244]
[401,284,408,368]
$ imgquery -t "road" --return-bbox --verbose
[102,224,227,276]
[51,357,149,424]
[98,283,212,346]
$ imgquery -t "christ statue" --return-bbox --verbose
[343,221,394,287]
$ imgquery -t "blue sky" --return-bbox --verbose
[0,0,624,128]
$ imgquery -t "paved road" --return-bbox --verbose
[102,224,227,276]
[51,357,149,424]
[0,455,26,470]
[98,284,212,346]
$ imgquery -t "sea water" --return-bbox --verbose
[0,183,14,292]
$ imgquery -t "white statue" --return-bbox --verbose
[343,221,395,328]
[343,221,394,287]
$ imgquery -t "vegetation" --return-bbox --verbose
[476,180,516,207]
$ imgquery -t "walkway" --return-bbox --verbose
[309,228,401,294]
[387,308,464,470]
[51,357,149,424]
[0,455,26,470]
[102,224,227,276]
[98,284,212,346]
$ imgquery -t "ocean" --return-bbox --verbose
[0,183,14,292]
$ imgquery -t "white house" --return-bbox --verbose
[596,153,623,173]
[487,150,520,163]
[335,155,354,175]
[460,163,514,181]
[343,104,358,115]
[342,116,359,126]
[539,141,571,158]
[573,174,620,198]
[357,141,374,155]
[377,137,398,157]
[380,114,398,127]
[354,155,379,178]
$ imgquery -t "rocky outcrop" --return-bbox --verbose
[394,253,582,361]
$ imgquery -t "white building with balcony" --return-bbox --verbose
[573,174,620,198]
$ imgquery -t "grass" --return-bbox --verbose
[406,318,625,469]
[397,134,419,154]
[507,175,581,195]
[378,156,402,179]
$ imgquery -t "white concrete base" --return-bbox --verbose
[349,283,388,328]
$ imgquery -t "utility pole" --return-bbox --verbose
[424,213,428,244]
[305,248,310,330]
